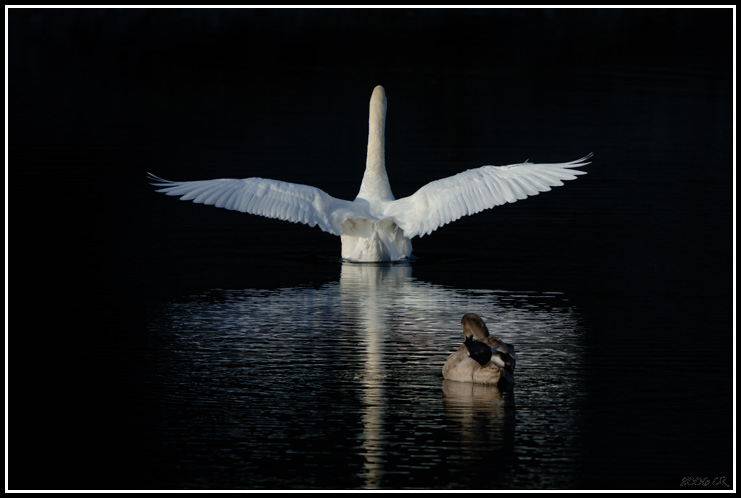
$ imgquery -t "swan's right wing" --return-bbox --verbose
[148,174,357,236]
[384,154,591,238]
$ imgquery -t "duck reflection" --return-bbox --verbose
[150,261,582,489]
[339,263,520,488]
[442,380,516,481]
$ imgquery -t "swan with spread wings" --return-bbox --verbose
[149,85,590,262]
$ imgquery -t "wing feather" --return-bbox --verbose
[385,154,591,238]
[148,174,355,236]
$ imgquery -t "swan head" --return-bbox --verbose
[371,85,386,104]
[368,85,387,127]
[461,312,490,342]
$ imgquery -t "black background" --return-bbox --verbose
[9,8,733,490]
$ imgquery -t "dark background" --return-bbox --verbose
[10,8,733,490]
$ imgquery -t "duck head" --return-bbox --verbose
[461,312,490,342]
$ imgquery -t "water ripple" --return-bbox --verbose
[141,263,585,489]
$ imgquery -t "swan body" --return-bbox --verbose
[443,313,517,389]
[149,85,590,262]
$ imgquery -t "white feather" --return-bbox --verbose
[148,174,358,237]
[150,85,590,262]
[384,156,591,238]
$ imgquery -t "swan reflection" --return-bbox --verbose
[339,264,395,488]
[148,262,583,488]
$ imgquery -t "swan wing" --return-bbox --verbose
[148,174,358,236]
[384,154,591,238]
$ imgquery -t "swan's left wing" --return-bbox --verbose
[384,154,591,238]
[148,174,357,236]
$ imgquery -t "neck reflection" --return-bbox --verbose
[149,261,584,488]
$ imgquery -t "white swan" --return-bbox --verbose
[149,85,590,262]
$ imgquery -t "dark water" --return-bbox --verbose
[10,8,733,491]
[138,266,584,489]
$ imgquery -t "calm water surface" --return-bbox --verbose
[138,264,585,489]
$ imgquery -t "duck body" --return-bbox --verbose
[442,348,512,387]
[443,313,517,389]
[150,85,590,262]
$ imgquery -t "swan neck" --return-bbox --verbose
[357,86,394,202]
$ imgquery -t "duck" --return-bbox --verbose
[442,313,517,389]
[149,85,590,262]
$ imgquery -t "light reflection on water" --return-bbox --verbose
[142,263,585,489]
